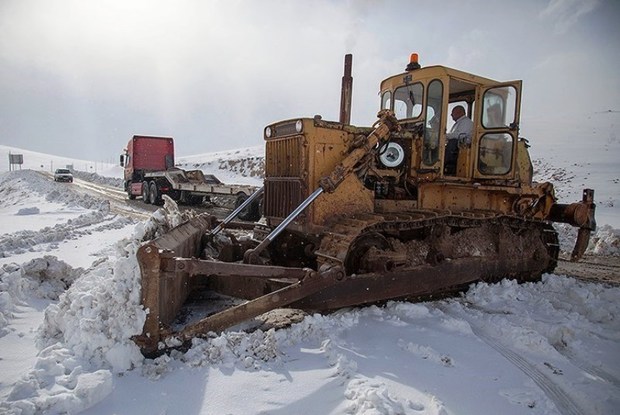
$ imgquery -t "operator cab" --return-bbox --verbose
[378,53,523,183]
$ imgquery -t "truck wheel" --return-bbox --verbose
[142,181,151,204]
[149,182,160,205]
[127,183,136,200]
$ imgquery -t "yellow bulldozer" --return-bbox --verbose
[134,54,596,355]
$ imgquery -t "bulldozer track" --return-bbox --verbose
[315,210,559,278]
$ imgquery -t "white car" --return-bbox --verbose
[54,168,73,183]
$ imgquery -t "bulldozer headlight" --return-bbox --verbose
[265,126,273,138]
[295,120,303,133]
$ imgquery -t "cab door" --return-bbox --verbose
[472,81,522,181]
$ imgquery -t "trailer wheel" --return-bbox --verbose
[142,181,151,204]
[149,181,160,205]
[235,192,260,221]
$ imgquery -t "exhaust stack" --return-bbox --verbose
[339,54,353,125]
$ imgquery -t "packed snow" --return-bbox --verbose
[0,110,619,414]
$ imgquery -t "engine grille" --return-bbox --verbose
[265,135,305,177]
[264,179,304,219]
[264,135,308,220]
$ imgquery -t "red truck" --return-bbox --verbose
[120,135,261,220]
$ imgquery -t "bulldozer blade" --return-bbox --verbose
[174,266,344,341]
[135,214,219,353]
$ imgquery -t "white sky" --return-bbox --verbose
[0,0,618,161]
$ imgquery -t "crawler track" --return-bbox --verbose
[315,210,559,282]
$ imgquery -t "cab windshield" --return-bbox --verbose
[382,83,424,121]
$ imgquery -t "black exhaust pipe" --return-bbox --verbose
[339,54,353,125]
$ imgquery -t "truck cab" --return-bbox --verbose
[120,135,175,199]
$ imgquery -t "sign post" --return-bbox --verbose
[8,153,23,171]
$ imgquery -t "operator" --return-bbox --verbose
[446,105,473,144]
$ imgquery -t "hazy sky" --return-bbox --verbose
[1,0,618,162]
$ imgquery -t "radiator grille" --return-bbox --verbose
[265,136,305,177]
[264,179,304,219]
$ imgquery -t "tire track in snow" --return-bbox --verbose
[463,304,620,388]
[552,343,620,389]
[469,325,584,415]
[441,307,585,415]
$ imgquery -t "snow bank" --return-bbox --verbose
[71,171,123,188]
[0,207,131,258]
[589,224,620,255]
[0,257,83,336]
[1,197,193,414]
[0,170,109,211]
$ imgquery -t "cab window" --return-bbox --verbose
[393,83,423,119]
[381,91,391,110]
[423,79,443,166]
[482,86,517,129]
[478,133,513,175]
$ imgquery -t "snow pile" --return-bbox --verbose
[554,223,620,257]
[589,224,620,255]
[71,170,123,188]
[0,171,52,207]
[178,312,353,370]
[0,257,83,335]
[1,197,191,414]
[0,170,111,212]
[7,349,113,415]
